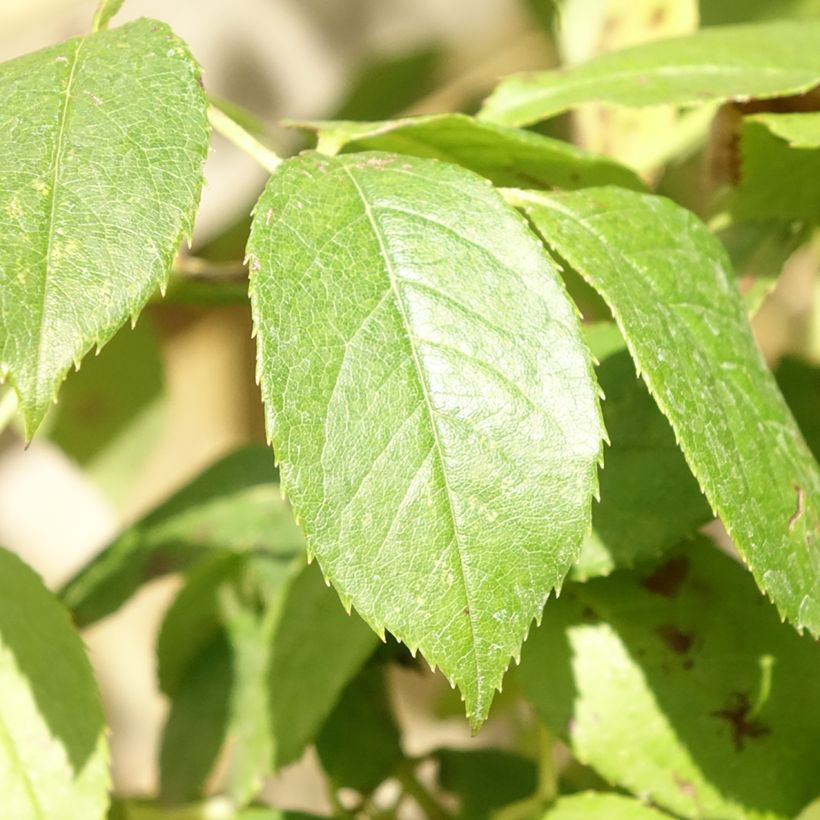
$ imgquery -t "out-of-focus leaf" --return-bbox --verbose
[555,0,700,172]
[512,185,820,635]
[247,151,604,727]
[109,800,327,819]
[267,561,379,770]
[316,665,402,794]
[0,547,109,819]
[159,636,233,805]
[290,114,645,190]
[46,319,166,504]
[576,323,711,579]
[332,48,442,122]
[700,0,820,26]
[716,219,811,315]
[157,554,378,797]
[61,446,303,626]
[479,20,820,127]
[435,748,537,818]
[776,357,820,460]
[542,792,670,819]
[732,113,820,223]
[0,19,209,436]
[157,553,292,805]
[520,538,820,819]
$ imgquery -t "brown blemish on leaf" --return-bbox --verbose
[649,6,667,27]
[788,484,804,530]
[642,556,689,597]
[658,624,694,654]
[673,773,698,802]
[711,692,770,751]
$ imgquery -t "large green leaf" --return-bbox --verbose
[479,20,820,127]
[542,793,670,819]
[577,324,711,580]
[519,538,820,819]
[61,446,304,626]
[247,151,604,727]
[0,547,109,819]
[732,113,820,223]
[511,186,820,635]
[0,19,209,436]
[290,114,644,191]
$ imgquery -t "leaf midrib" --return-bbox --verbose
[34,35,87,401]
[341,163,482,698]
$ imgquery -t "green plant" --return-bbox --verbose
[0,1,818,817]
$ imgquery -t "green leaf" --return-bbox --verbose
[157,554,289,805]
[156,553,248,698]
[732,113,820,223]
[699,0,820,26]
[0,547,109,819]
[46,319,166,505]
[290,114,644,191]
[61,446,304,627]
[479,20,820,127]
[330,47,442,122]
[776,357,820,461]
[434,748,537,818]
[315,665,402,794]
[159,635,232,805]
[716,219,811,316]
[519,538,820,819]
[542,793,670,819]
[577,324,711,580]
[511,186,820,635]
[266,560,379,769]
[158,555,378,787]
[0,19,209,436]
[745,111,820,148]
[247,151,604,727]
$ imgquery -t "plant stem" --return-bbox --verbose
[208,104,282,174]
[397,762,451,820]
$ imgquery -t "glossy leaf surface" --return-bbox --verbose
[247,151,604,726]
[513,186,820,634]
[0,19,209,435]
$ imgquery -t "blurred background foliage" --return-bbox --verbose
[0,0,817,816]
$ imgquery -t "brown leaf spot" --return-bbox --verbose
[657,625,694,655]
[711,692,770,751]
[788,484,804,530]
[642,556,689,597]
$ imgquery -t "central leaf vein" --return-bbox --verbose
[341,164,482,691]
